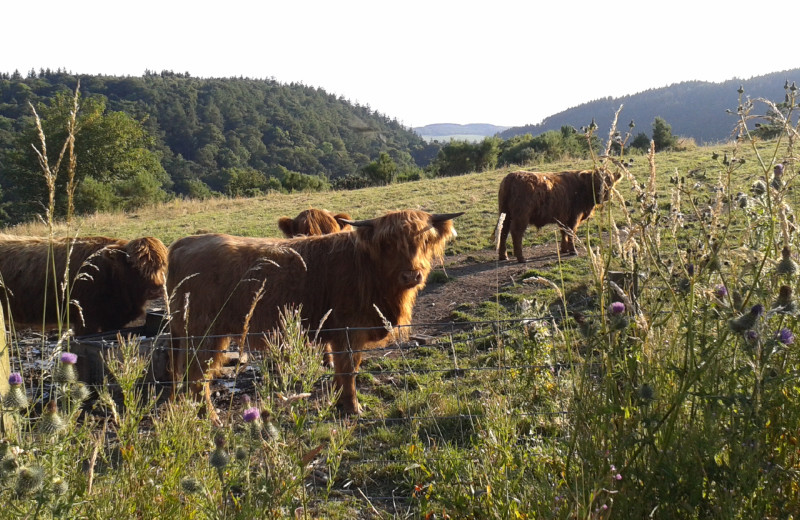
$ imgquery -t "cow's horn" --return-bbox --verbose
[338,217,374,228]
[431,212,465,222]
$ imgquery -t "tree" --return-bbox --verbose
[652,117,677,152]
[630,132,651,152]
[1,91,169,223]
[361,152,397,186]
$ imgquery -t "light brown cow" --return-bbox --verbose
[0,235,168,335]
[496,169,620,262]
[277,208,352,238]
[167,210,461,420]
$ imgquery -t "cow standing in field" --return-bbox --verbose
[0,235,168,335]
[167,209,461,420]
[496,169,621,262]
[277,208,352,237]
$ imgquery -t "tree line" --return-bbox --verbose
[0,70,682,225]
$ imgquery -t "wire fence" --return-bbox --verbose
[6,313,581,511]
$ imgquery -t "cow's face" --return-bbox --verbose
[590,168,621,203]
[349,210,461,292]
[123,237,169,298]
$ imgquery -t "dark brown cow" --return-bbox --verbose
[496,169,620,262]
[0,235,168,335]
[167,209,461,420]
[277,208,352,238]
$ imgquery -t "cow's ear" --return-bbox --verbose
[277,217,295,237]
[334,214,353,231]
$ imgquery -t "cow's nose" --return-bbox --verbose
[401,270,424,287]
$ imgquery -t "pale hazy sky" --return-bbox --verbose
[3,0,798,127]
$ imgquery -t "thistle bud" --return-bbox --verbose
[751,180,767,196]
[729,304,764,333]
[209,447,229,471]
[54,352,78,384]
[775,247,798,277]
[51,476,68,496]
[15,465,44,497]
[180,476,202,494]
[4,373,29,409]
[235,446,248,461]
[37,401,65,435]
[773,285,797,314]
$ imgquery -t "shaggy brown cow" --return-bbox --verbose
[277,208,352,237]
[167,209,461,420]
[496,169,621,262]
[0,235,168,335]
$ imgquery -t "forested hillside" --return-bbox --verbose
[0,70,439,224]
[501,68,800,143]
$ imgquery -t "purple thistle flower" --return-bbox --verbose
[8,373,23,386]
[776,328,795,345]
[750,304,764,316]
[609,302,625,315]
[715,285,728,299]
[59,352,77,365]
[243,407,260,423]
[775,164,784,176]
[746,330,759,342]
[615,474,622,481]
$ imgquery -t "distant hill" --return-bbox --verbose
[500,69,800,143]
[414,123,510,142]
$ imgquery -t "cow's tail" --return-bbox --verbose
[491,212,507,252]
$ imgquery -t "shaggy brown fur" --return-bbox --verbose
[0,235,168,335]
[167,210,460,420]
[277,208,352,237]
[497,169,620,262]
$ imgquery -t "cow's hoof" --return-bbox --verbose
[337,398,363,416]
[516,257,526,264]
[499,253,509,261]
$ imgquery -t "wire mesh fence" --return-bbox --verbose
[5,312,581,512]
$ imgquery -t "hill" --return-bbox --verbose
[0,70,438,195]
[500,68,800,143]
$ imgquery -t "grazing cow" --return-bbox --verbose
[277,208,352,238]
[167,209,461,420]
[496,169,621,262]
[0,235,168,335]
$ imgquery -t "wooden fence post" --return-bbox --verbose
[0,305,14,434]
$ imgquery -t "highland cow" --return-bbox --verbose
[167,210,461,421]
[0,235,168,335]
[277,208,352,237]
[496,169,620,262]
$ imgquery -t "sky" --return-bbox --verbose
[3,0,799,128]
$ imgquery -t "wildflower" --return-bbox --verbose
[180,476,202,494]
[745,330,759,343]
[775,247,798,277]
[609,302,625,315]
[776,328,795,345]
[615,473,622,481]
[54,352,78,384]
[772,164,785,190]
[4,373,28,409]
[242,407,260,423]
[37,401,65,435]
[729,304,764,333]
[714,285,728,299]
[15,466,44,497]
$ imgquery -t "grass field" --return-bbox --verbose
[3,103,800,518]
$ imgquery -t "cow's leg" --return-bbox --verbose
[331,347,363,415]
[510,220,528,263]
[498,216,511,261]
[559,219,580,255]
[187,336,228,426]
[322,343,334,369]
